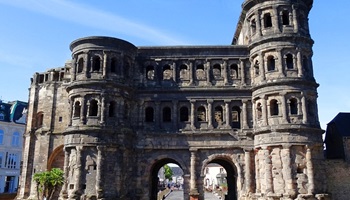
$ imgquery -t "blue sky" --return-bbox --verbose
[0,0,349,130]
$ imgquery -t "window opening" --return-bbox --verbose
[251,19,256,34]
[264,13,272,28]
[282,10,290,25]
[230,64,238,79]
[257,103,262,119]
[163,107,171,122]
[74,101,81,118]
[197,106,206,122]
[37,112,44,128]
[89,99,98,116]
[179,64,188,79]
[270,99,279,116]
[109,101,115,117]
[196,64,205,80]
[146,65,155,80]
[111,58,117,73]
[286,54,294,69]
[290,98,298,115]
[213,64,221,79]
[145,107,154,122]
[92,56,101,72]
[77,58,84,73]
[11,132,20,147]
[163,65,172,80]
[267,56,275,71]
[214,106,223,123]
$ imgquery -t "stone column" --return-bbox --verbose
[189,60,194,86]
[277,49,285,76]
[272,6,280,33]
[207,99,213,129]
[255,149,261,193]
[172,100,178,129]
[84,54,89,78]
[263,147,273,194]
[245,149,253,194]
[60,147,70,199]
[306,146,315,194]
[301,94,308,124]
[96,146,104,198]
[225,100,231,128]
[292,5,299,33]
[259,52,266,80]
[71,146,83,198]
[282,145,295,197]
[189,150,199,199]
[223,60,228,85]
[206,60,211,86]
[172,62,177,81]
[255,11,262,36]
[297,51,303,77]
[190,100,196,129]
[281,93,288,123]
[103,53,107,78]
[242,100,249,129]
[80,97,86,124]
[69,98,73,126]
[262,97,268,126]
[100,95,106,124]
[240,59,246,85]
[72,56,77,81]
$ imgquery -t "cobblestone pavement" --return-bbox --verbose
[165,190,220,200]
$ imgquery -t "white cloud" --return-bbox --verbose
[0,0,188,45]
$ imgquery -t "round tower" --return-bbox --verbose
[61,36,138,199]
[238,0,327,199]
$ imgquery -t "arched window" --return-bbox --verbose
[92,56,101,72]
[109,101,115,117]
[257,103,262,119]
[146,65,155,80]
[110,58,117,73]
[270,99,279,116]
[163,107,171,122]
[290,98,298,115]
[179,64,188,79]
[230,64,238,79]
[196,64,205,80]
[264,13,272,28]
[89,99,98,116]
[145,107,154,122]
[197,106,206,122]
[282,10,290,25]
[0,130,4,144]
[286,54,294,69]
[12,132,20,146]
[267,56,275,71]
[179,107,189,122]
[77,58,84,73]
[163,65,172,80]
[212,64,221,79]
[214,106,223,123]
[73,101,81,118]
[232,106,241,129]
[36,112,44,128]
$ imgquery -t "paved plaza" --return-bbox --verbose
[165,190,221,200]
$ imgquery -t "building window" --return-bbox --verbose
[110,57,117,73]
[163,107,171,122]
[267,56,275,71]
[270,99,279,116]
[286,54,294,69]
[145,107,154,122]
[73,101,81,118]
[212,64,221,79]
[163,65,172,80]
[251,19,256,34]
[11,132,20,147]
[179,107,189,122]
[36,112,44,128]
[230,64,238,79]
[264,13,272,28]
[5,153,18,169]
[0,130,3,144]
[92,56,101,72]
[197,106,206,122]
[77,58,84,73]
[196,64,205,80]
[0,152,3,168]
[109,101,116,117]
[179,64,189,80]
[89,99,98,116]
[256,103,262,119]
[146,65,155,80]
[282,10,290,25]
[232,106,241,129]
[214,106,223,123]
[290,98,298,115]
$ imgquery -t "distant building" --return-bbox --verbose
[204,163,226,191]
[0,100,27,193]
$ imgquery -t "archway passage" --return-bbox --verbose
[205,159,237,200]
[150,158,184,200]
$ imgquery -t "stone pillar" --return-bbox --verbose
[297,51,303,77]
[277,49,285,76]
[80,97,86,124]
[172,100,178,129]
[242,100,249,129]
[60,147,70,199]
[272,6,280,33]
[206,60,211,86]
[255,149,261,193]
[189,60,194,86]
[306,146,315,194]
[190,100,196,129]
[172,62,177,81]
[282,145,295,197]
[225,100,231,128]
[96,146,104,198]
[103,53,107,78]
[223,60,228,85]
[240,59,246,85]
[189,150,199,199]
[301,94,308,124]
[207,99,213,129]
[255,11,262,36]
[245,149,253,194]
[292,5,299,33]
[71,146,83,198]
[100,95,106,124]
[72,56,77,81]
[84,54,89,78]
[263,147,273,194]
[259,52,266,80]
[69,98,73,126]
[262,97,268,126]
[281,93,288,123]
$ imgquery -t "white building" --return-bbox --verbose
[0,100,27,193]
[204,163,227,191]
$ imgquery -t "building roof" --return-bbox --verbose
[327,112,350,137]
[0,100,28,124]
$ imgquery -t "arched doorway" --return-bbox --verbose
[47,145,65,170]
[203,158,237,200]
[150,158,184,200]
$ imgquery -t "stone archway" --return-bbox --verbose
[202,156,239,200]
[150,158,184,200]
[47,145,65,170]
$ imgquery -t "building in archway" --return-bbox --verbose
[17,0,338,199]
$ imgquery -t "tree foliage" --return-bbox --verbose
[163,164,173,181]
[33,168,64,200]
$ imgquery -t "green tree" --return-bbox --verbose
[33,168,64,200]
[163,164,173,181]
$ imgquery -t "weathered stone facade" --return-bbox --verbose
[16,0,335,199]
